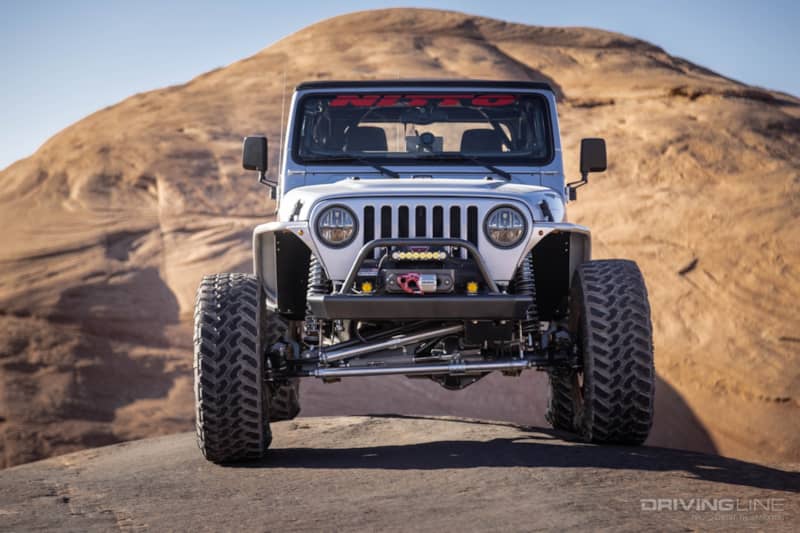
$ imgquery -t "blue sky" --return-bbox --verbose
[1,0,797,169]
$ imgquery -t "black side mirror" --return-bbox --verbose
[243,136,268,172]
[243,136,277,199]
[579,138,607,175]
[568,138,606,201]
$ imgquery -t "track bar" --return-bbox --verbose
[312,358,530,379]
[319,324,464,364]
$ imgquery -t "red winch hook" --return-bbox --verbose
[396,273,423,295]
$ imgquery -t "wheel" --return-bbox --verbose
[264,309,301,422]
[194,273,285,463]
[545,370,576,432]
[549,260,655,444]
[269,380,301,421]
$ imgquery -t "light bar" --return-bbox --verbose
[391,250,447,261]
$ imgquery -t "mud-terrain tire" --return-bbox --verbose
[553,260,655,444]
[269,379,301,421]
[545,371,576,432]
[263,310,301,421]
[194,273,277,463]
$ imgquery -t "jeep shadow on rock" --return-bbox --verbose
[194,80,655,463]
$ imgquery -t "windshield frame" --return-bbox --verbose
[290,91,555,168]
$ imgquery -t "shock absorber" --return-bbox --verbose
[514,252,539,349]
[303,255,331,343]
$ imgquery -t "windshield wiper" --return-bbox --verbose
[309,154,400,179]
[423,154,512,181]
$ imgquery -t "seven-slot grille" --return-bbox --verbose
[363,204,479,258]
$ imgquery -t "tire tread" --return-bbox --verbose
[194,273,268,463]
[578,260,655,445]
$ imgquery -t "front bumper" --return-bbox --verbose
[307,293,532,320]
[309,236,531,320]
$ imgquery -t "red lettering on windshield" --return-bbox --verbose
[327,94,518,107]
[376,95,402,106]
[329,95,381,107]
[471,94,517,106]
[438,94,474,106]
[402,94,474,106]
[401,95,434,106]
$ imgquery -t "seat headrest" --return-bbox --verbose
[460,129,503,153]
[344,126,388,152]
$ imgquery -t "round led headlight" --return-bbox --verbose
[484,206,527,248]
[316,205,357,247]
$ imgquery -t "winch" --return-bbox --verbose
[386,270,454,294]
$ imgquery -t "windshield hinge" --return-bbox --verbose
[290,200,303,221]
[539,200,554,222]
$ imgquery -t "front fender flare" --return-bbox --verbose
[518,222,591,280]
[253,221,324,316]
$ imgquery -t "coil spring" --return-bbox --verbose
[514,252,539,348]
[304,256,331,342]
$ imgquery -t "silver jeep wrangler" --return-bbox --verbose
[194,80,655,463]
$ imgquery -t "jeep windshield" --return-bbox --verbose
[294,92,552,167]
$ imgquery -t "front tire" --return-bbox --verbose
[193,273,272,463]
[549,260,655,444]
[262,312,301,421]
[545,370,576,432]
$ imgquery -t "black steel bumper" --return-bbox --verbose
[340,237,499,293]
[306,294,532,320]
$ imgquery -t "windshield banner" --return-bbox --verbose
[329,94,518,107]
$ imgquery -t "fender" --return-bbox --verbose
[518,222,591,320]
[253,221,322,318]
[518,222,591,281]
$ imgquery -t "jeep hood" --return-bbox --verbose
[279,178,566,222]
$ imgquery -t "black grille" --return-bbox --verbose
[432,206,444,237]
[380,206,392,238]
[449,206,461,238]
[363,206,374,243]
[398,206,409,238]
[467,206,479,246]
[415,206,426,237]
[363,203,479,258]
